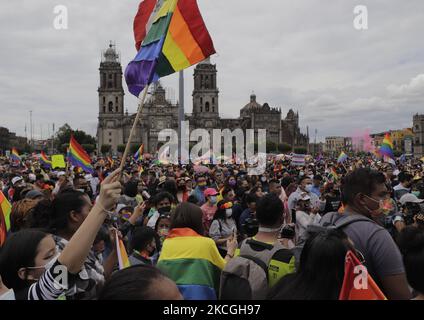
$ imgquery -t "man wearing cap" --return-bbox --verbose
[201,188,218,234]
[394,193,424,233]
[294,193,321,245]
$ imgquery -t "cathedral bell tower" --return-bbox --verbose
[192,58,219,119]
[97,42,125,154]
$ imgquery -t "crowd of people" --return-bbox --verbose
[1,153,424,300]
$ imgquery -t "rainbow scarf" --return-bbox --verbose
[134,144,144,162]
[157,228,226,300]
[10,148,21,162]
[40,151,52,168]
[379,133,394,159]
[0,191,12,246]
[125,0,215,97]
[68,135,94,174]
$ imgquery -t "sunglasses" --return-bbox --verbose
[220,202,233,210]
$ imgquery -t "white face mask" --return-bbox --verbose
[0,289,15,301]
[26,253,60,274]
[225,209,233,218]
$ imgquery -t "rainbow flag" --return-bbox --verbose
[125,0,216,97]
[10,148,21,162]
[0,191,12,246]
[329,167,339,181]
[337,151,348,164]
[134,144,144,162]
[339,250,386,300]
[40,151,52,168]
[115,230,131,270]
[157,228,226,300]
[107,157,115,167]
[68,136,94,174]
[378,133,394,159]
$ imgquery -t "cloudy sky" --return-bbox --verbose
[1,0,424,142]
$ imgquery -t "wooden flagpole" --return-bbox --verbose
[119,85,150,175]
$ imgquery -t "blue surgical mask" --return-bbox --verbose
[305,184,313,192]
[412,191,421,198]
[210,196,217,204]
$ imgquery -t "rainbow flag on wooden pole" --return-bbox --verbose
[119,0,215,173]
[134,144,144,162]
[40,151,52,169]
[0,191,12,246]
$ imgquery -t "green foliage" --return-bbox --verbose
[294,147,307,154]
[117,144,126,153]
[101,144,112,154]
[54,124,96,154]
[278,143,292,153]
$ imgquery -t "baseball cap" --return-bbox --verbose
[204,188,218,197]
[399,193,424,206]
[25,190,44,200]
[11,176,23,186]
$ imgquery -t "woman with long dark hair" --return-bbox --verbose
[268,228,354,300]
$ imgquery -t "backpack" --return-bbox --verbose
[219,238,283,300]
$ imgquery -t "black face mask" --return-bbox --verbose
[158,206,171,214]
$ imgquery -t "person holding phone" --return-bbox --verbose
[209,201,238,257]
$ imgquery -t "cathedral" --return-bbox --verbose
[97,43,309,154]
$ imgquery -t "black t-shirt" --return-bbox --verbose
[323,194,341,214]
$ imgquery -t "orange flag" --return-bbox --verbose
[339,250,386,300]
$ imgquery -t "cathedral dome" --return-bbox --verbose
[241,93,261,113]
[104,43,119,63]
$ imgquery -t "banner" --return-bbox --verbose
[51,155,66,169]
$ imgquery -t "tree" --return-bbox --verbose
[83,144,96,154]
[294,147,307,154]
[101,144,112,155]
[117,144,126,153]
[54,124,96,154]
[278,143,292,154]
[266,141,277,153]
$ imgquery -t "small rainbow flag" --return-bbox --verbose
[337,151,348,164]
[329,167,339,181]
[40,151,52,168]
[68,135,94,174]
[107,157,115,167]
[0,191,12,246]
[115,230,131,270]
[10,148,21,162]
[379,133,394,159]
[134,144,144,162]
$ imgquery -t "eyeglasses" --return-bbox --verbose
[220,202,233,210]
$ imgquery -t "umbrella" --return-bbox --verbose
[193,165,210,174]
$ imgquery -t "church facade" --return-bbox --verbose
[97,44,309,155]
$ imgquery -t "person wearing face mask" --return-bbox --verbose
[288,176,320,214]
[191,175,208,206]
[393,172,414,201]
[209,200,238,257]
[146,192,173,229]
[176,177,190,203]
[0,168,123,300]
[201,188,219,235]
[129,226,158,266]
[318,168,412,300]
[294,194,321,246]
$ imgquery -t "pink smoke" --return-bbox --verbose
[350,128,373,152]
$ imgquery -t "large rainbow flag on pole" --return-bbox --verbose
[125,0,216,97]
[0,191,12,247]
[378,133,394,159]
[68,136,94,174]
